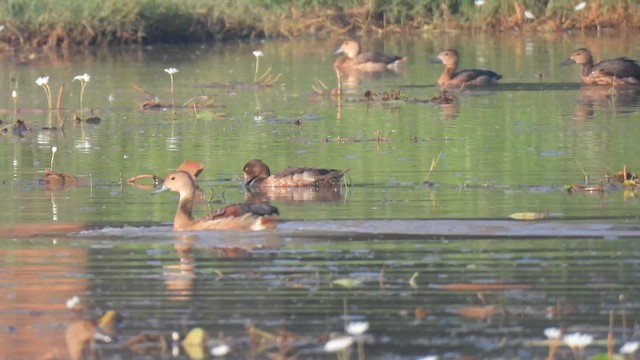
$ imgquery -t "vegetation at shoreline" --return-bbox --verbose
[0,0,638,49]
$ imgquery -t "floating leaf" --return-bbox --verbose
[434,283,532,291]
[332,278,363,288]
[183,343,205,360]
[415,307,427,321]
[182,327,207,346]
[457,306,498,318]
[409,272,419,288]
[509,212,548,220]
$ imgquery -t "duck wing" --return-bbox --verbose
[273,167,350,187]
[453,69,502,83]
[592,58,640,79]
[355,52,405,66]
[202,203,279,221]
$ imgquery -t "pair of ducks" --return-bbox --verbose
[333,39,640,87]
[154,159,349,231]
[333,40,501,87]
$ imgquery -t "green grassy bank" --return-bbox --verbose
[0,0,638,49]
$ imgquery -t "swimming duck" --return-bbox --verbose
[431,49,502,88]
[154,171,279,231]
[334,40,407,72]
[562,48,640,85]
[243,159,350,188]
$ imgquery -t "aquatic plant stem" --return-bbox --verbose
[79,83,85,118]
[41,84,52,110]
[12,90,17,123]
[254,56,260,82]
[50,146,57,171]
[169,73,175,109]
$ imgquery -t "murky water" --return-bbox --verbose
[2,33,640,359]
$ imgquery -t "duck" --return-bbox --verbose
[561,48,640,85]
[154,171,279,231]
[243,159,350,188]
[333,40,407,72]
[431,49,502,88]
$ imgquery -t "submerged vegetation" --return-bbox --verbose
[0,0,639,49]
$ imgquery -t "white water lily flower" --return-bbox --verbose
[324,336,354,352]
[164,67,179,75]
[620,341,640,354]
[345,321,369,336]
[575,2,587,11]
[474,0,485,6]
[36,76,49,86]
[544,327,561,339]
[253,50,264,57]
[171,331,180,341]
[65,295,80,309]
[210,344,230,357]
[524,10,535,19]
[74,73,90,82]
[564,332,593,348]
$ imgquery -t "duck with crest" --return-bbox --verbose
[154,171,279,231]
[243,159,350,188]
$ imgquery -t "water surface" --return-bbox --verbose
[1,33,640,359]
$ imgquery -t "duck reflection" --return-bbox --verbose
[164,235,197,302]
[572,85,640,120]
[164,235,279,302]
[337,67,403,89]
[244,186,346,203]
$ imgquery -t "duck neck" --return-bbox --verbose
[174,189,195,229]
[581,59,594,77]
[441,63,457,82]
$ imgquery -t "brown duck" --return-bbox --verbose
[154,171,279,231]
[243,159,350,188]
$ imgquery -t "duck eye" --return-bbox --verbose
[170,176,175,180]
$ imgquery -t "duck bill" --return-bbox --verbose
[560,58,576,66]
[430,57,443,64]
[152,184,170,195]
[335,47,344,55]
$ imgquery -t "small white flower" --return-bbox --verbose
[324,336,354,352]
[171,331,180,342]
[210,344,230,357]
[0,25,5,32]
[36,76,49,86]
[74,73,90,82]
[524,10,535,19]
[564,332,593,348]
[345,321,369,336]
[417,356,438,360]
[621,341,640,354]
[575,2,587,11]
[544,327,561,340]
[164,67,179,75]
[65,295,80,309]
[11,90,17,99]
[253,50,264,57]
[474,0,485,6]
[51,146,57,154]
